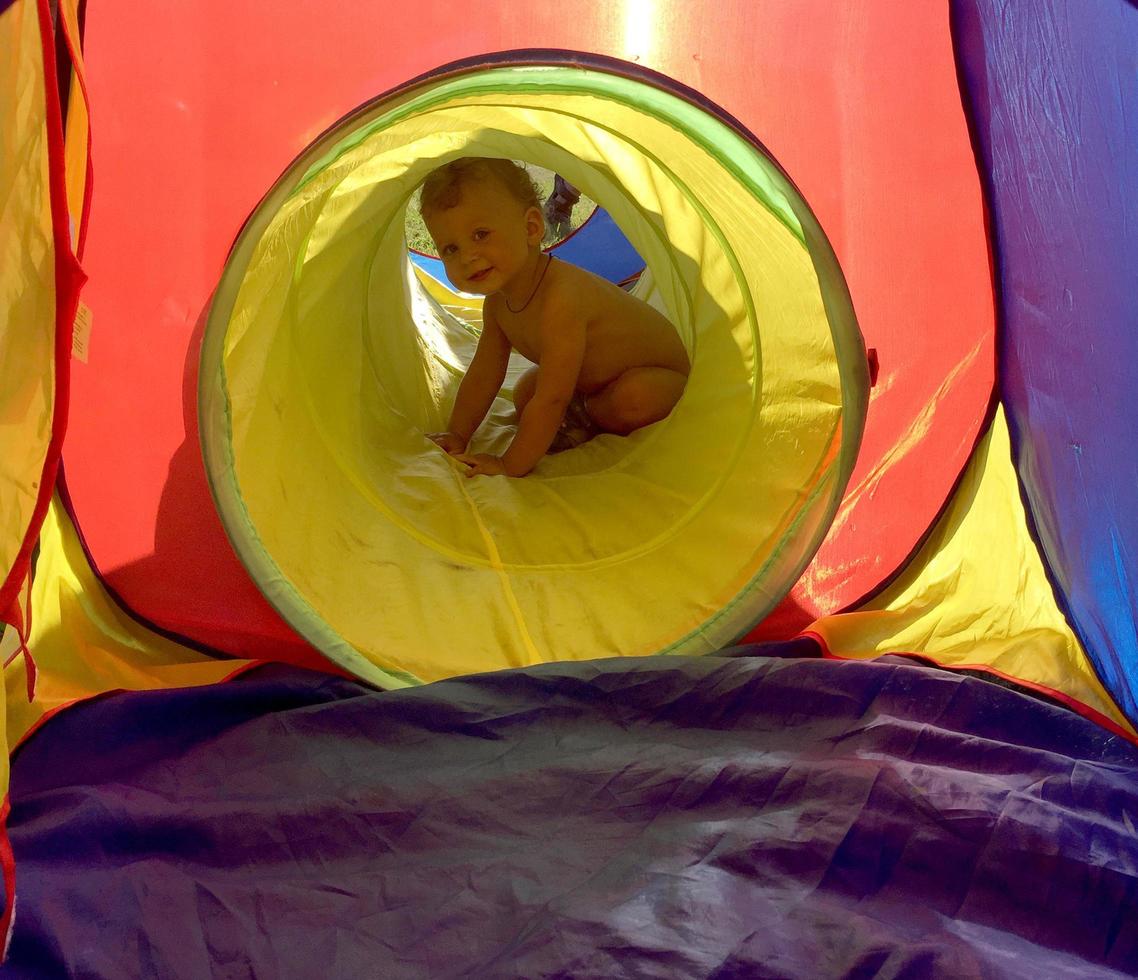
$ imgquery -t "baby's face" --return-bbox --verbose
[424,178,542,295]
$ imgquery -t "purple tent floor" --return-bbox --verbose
[6,650,1138,978]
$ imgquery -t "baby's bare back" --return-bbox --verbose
[500,259,690,394]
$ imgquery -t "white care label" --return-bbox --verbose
[72,301,92,362]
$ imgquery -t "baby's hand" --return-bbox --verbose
[428,431,467,455]
[456,453,508,478]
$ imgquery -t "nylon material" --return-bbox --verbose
[448,103,842,484]
[11,658,1138,976]
[235,363,803,680]
[268,362,721,590]
[237,130,464,448]
[268,412,827,682]
[293,232,389,440]
[230,210,509,564]
[5,497,250,749]
[206,72,858,677]
[0,641,7,824]
[412,271,484,335]
[300,88,789,364]
[400,266,474,426]
[266,448,538,681]
[62,84,88,242]
[812,410,1131,734]
[233,443,801,673]
[237,116,739,553]
[0,0,55,588]
[297,69,805,244]
[555,92,844,440]
[788,195,869,492]
[671,467,843,655]
[237,253,828,655]
[954,0,1138,721]
[368,216,457,431]
[224,199,338,449]
[57,0,88,246]
[802,336,989,601]
[255,216,788,571]
[223,159,350,365]
[284,89,833,464]
[319,106,697,381]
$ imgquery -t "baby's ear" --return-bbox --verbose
[524,205,545,244]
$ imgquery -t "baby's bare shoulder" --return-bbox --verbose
[545,259,612,311]
[483,290,505,318]
[547,258,598,293]
[527,265,579,324]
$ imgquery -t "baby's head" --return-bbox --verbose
[419,157,541,221]
[418,158,546,293]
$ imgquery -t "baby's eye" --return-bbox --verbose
[473,229,489,241]
[441,244,457,256]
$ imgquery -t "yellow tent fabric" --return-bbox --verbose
[0,0,57,611]
[5,497,254,751]
[200,65,868,687]
[810,408,1134,737]
[57,0,90,245]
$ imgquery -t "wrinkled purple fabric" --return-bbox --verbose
[952,0,1138,721]
[6,653,1138,978]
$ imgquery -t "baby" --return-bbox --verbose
[422,158,690,478]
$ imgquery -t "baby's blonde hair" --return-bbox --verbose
[419,157,540,216]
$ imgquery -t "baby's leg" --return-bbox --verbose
[585,367,687,436]
[514,365,594,452]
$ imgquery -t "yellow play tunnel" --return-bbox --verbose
[199,63,868,688]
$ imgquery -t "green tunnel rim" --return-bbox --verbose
[199,53,869,688]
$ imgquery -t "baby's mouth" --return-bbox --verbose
[468,267,492,282]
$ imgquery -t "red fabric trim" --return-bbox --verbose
[56,3,93,259]
[20,581,36,701]
[0,0,85,616]
[801,629,1138,747]
[1,590,25,666]
[2,584,39,702]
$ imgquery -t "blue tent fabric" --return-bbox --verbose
[543,207,645,285]
[952,0,1138,723]
[6,652,1138,978]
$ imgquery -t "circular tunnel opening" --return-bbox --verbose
[199,55,868,688]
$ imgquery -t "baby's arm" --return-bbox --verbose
[429,313,510,453]
[494,294,585,476]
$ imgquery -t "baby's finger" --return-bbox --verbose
[453,454,478,475]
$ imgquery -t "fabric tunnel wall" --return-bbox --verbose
[199,62,869,687]
[9,4,1138,976]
